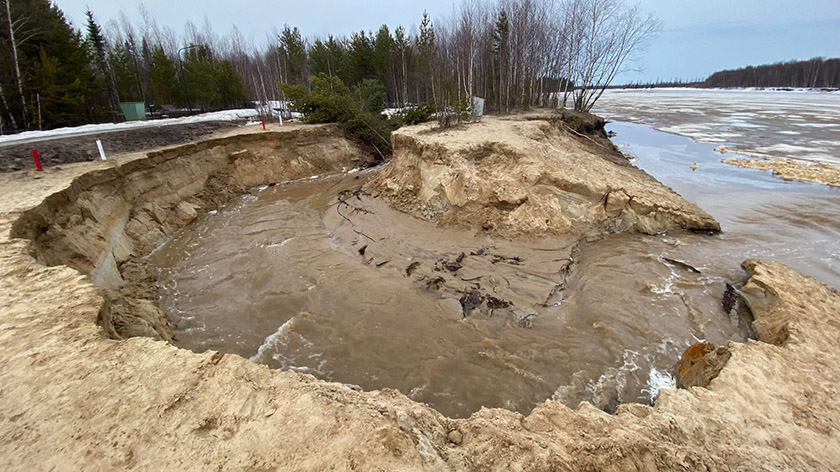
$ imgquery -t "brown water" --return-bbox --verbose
[151,123,840,418]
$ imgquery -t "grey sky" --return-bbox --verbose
[55,0,840,83]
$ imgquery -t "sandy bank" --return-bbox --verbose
[367,113,720,242]
[0,119,838,470]
[717,146,840,187]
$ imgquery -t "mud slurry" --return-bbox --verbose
[152,113,737,418]
[2,116,840,470]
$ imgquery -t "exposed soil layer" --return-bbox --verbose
[0,120,242,172]
[11,124,370,340]
[366,113,720,241]
[1,119,839,470]
[146,112,737,418]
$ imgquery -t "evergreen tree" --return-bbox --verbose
[393,25,411,106]
[214,59,247,107]
[183,44,217,110]
[278,25,307,85]
[373,24,394,97]
[348,30,375,86]
[309,35,348,83]
[148,46,179,107]
[110,41,142,102]
[85,9,120,113]
[491,10,510,110]
[417,11,436,104]
[0,0,95,128]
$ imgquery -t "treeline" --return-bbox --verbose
[0,0,248,131]
[265,0,660,115]
[0,0,659,133]
[610,78,701,89]
[702,58,840,89]
[616,58,840,90]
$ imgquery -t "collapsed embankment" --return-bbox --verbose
[366,112,720,242]
[1,117,838,470]
[10,124,370,340]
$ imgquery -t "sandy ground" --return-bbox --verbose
[0,118,839,470]
[714,146,840,187]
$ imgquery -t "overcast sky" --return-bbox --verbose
[55,0,840,83]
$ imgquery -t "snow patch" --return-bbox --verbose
[0,108,261,144]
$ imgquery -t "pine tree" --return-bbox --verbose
[278,25,307,85]
[0,0,95,128]
[85,9,120,113]
[110,41,142,102]
[148,46,179,108]
[373,25,394,100]
[491,10,510,111]
[214,59,246,107]
[183,44,217,111]
[310,35,348,83]
[393,26,411,106]
[348,30,375,87]
[417,11,436,104]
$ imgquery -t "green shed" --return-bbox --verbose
[120,102,146,121]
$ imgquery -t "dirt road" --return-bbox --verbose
[0,121,243,172]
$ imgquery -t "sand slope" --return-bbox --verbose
[367,113,720,242]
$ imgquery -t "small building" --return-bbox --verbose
[120,102,147,121]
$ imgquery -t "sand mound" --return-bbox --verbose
[722,155,840,187]
[366,113,720,243]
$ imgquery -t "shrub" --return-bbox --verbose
[279,74,398,157]
[398,103,434,125]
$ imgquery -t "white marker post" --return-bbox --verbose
[96,139,107,160]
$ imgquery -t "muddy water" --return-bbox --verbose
[608,121,840,288]
[151,124,839,419]
[596,89,840,165]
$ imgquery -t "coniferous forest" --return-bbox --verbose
[702,58,840,89]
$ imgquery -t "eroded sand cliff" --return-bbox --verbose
[11,124,369,341]
[0,119,838,470]
[366,113,720,242]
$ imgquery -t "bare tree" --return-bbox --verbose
[4,0,34,127]
[0,75,15,130]
[569,0,660,111]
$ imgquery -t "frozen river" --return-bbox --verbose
[595,88,840,165]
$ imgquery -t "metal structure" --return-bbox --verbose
[178,45,199,114]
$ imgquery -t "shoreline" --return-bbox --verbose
[600,115,840,188]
